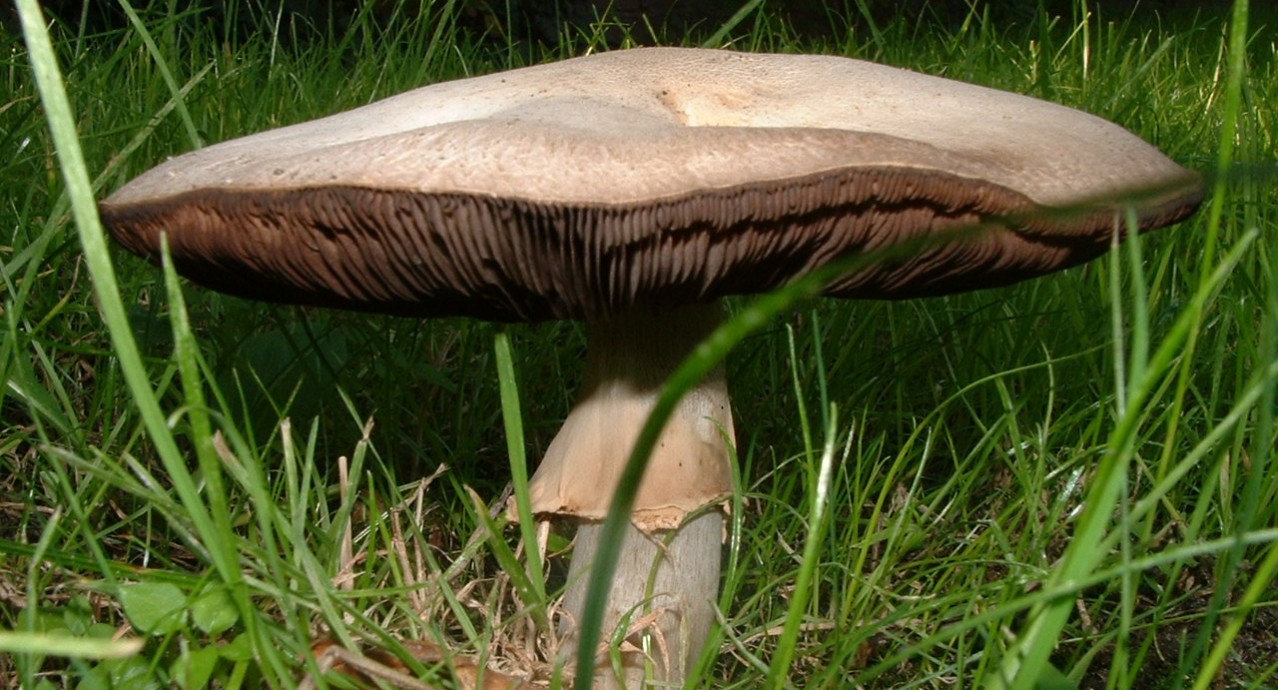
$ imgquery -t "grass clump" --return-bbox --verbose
[3,1,1276,688]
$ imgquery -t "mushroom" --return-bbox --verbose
[100,47,1202,689]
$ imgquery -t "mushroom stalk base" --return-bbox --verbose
[562,512,722,689]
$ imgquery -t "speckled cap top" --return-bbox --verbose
[101,47,1201,321]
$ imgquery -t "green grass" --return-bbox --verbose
[3,1,1276,688]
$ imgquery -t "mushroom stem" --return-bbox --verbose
[526,303,734,688]
[562,512,722,689]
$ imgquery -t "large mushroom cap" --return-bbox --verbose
[101,47,1202,321]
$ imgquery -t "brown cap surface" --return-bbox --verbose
[101,47,1202,321]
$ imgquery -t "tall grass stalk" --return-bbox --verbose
[12,1,294,684]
